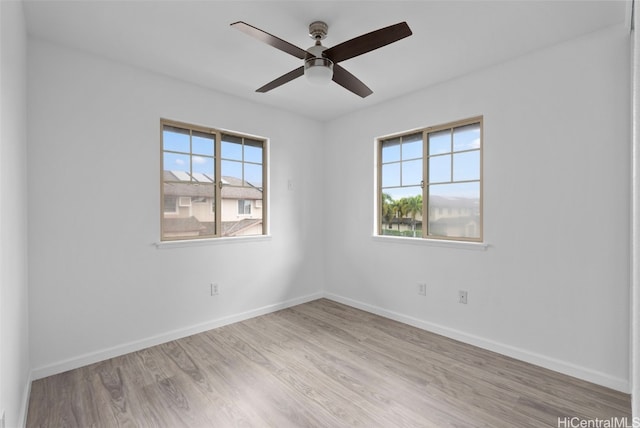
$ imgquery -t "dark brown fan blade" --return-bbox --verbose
[256,66,305,93]
[231,21,309,60]
[332,64,372,98]
[324,22,412,64]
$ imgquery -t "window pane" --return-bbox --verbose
[453,123,481,152]
[220,135,264,238]
[402,133,422,160]
[162,183,215,240]
[223,196,261,237]
[244,139,263,164]
[380,186,422,238]
[382,138,401,163]
[161,121,267,241]
[453,151,480,181]
[429,130,451,155]
[163,152,190,175]
[192,131,214,156]
[382,163,400,187]
[428,182,480,239]
[222,135,243,160]
[192,155,214,176]
[222,159,242,180]
[163,126,190,153]
[377,118,482,242]
[245,163,262,187]
[429,155,451,183]
[402,159,422,186]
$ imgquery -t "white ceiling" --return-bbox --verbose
[23,0,630,122]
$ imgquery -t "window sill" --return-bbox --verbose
[371,235,489,251]
[154,235,272,249]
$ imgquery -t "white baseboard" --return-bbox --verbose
[31,292,323,381]
[324,292,630,393]
[30,290,630,394]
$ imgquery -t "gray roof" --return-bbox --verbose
[163,217,262,237]
[429,195,479,209]
[430,216,479,226]
[163,216,206,233]
[221,218,263,236]
[163,171,262,200]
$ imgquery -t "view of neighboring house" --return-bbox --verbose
[428,196,480,238]
[162,170,263,238]
[382,195,479,238]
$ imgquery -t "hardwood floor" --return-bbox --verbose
[26,299,631,427]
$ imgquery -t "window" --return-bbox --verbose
[161,119,267,241]
[163,195,177,214]
[238,199,251,215]
[378,116,482,242]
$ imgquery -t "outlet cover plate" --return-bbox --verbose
[458,290,468,304]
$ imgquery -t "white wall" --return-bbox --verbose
[1,1,30,426]
[27,38,325,376]
[25,8,632,402]
[324,25,631,391]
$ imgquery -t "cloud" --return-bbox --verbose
[192,156,207,164]
[175,159,185,165]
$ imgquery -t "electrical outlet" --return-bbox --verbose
[417,283,427,296]
[458,290,468,304]
[210,283,219,296]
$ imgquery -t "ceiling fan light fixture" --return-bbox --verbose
[304,57,333,85]
[231,20,412,97]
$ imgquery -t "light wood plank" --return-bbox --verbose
[26,299,631,427]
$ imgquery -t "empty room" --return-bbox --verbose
[2,0,640,427]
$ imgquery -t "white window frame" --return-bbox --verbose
[160,119,268,241]
[376,116,483,243]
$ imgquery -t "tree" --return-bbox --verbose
[404,195,423,237]
[393,199,408,231]
[381,193,395,230]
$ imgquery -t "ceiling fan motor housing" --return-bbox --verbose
[308,21,328,41]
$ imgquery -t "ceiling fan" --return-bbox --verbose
[230,20,412,98]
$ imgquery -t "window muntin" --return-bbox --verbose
[378,117,482,242]
[161,119,267,241]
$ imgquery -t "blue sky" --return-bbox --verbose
[163,128,263,187]
[381,124,480,201]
